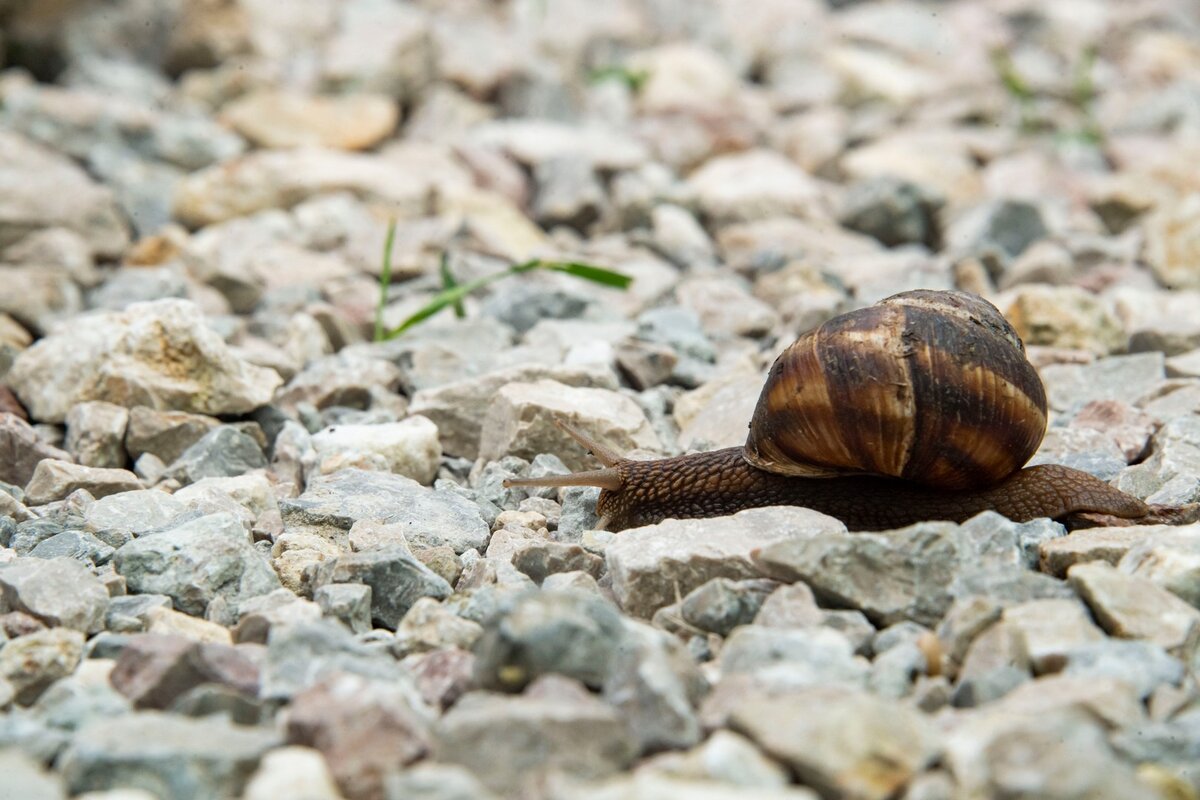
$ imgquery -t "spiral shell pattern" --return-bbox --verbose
[744,290,1048,490]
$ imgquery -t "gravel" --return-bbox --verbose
[1,2,1199,798]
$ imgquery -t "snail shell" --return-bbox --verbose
[745,290,1048,490]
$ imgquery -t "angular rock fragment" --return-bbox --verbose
[23,460,141,506]
[1069,561,1200,650]
[286,672,433,800]
[113,513,280,620]
[7,299,281,423]
[0,413,72,487]
[0,557,108,633]
[59,712,279,799]
[322,546,452,630]
[607,507,844,618]
[435,680,637,795]
[729,686,940,800]
[0,628,85,705]
[472,590,626,691]
[281,469,489,553]
[478,380,661,472]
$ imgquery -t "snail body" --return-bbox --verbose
[505,290,1190,531]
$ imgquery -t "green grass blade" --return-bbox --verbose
[542,261,633,288]
[373,219,398,342]
[382,271,504,339]
[380,257,633,340]
[440,253,466,318]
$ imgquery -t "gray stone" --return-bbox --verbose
[105,595,172,634]
[719,626,868,688]
[435,683,637,795]
[949,198,1047,259]
[0,628,85,705]
[1039,353,1165,414]
[1038,526,1149,578]
[84,490,188,539]
[636,307,716,365]
[23,460,140,506]
[0,413,72,488]
[64,402,128,469]
[0,712,68,766]
[393,598,484,656]
[483,283,592,336]
[409,364,617,460]
[87,266,189,313]
[0,557,108,633]
[607,507,845,618]
[8,518,73,555]
[1110,707,1200,789]
[59,711,279,800]
[753,583,825,629]
[261,619,411,701]
[281,469,489,553]
[1117,523,1200,607]
[320,546,451,630]
[478,380,661,472]
[1062,639,1184,700]
[1069,561,1200,650]
[532,157,605,230]
[754,524,960,628]
[233,590,322,644]
[33,674,132,736]
[29,530,115,565]
[602,620,704,753]
[946,709,1149,800]
[165,427,267,485]
[869,639,935,700]
[681,578,776,636]
[113,513,280,620]
[1002,598,1105,674]
[172,473,278,528]
[839,176,943,249]
[1115,415,1200,500]
[313,583,373,634]
[0,130,129,258]
[511,541,604,585]
[7,299,281,424]
[275,350,402,413]
[729,687,940,800]
[472,590,626,691]
[124,407,221,465]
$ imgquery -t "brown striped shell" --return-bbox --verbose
[744,290,1048,491]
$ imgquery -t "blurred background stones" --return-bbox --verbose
[0,0,1199,798]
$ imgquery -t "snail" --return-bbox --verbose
[504,290,1195,532]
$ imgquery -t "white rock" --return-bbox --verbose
[7,299,282,423]
[242,746,344,800]
[311,416,441,485]
[686,149,828,225]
